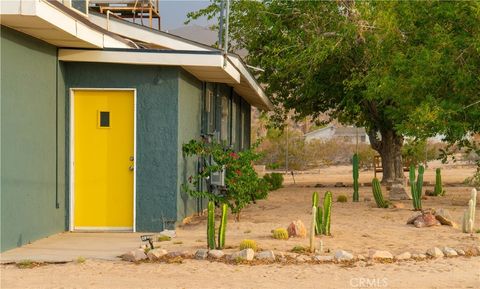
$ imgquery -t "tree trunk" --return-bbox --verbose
[368,129,405,184]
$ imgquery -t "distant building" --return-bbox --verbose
[304,125,370,144]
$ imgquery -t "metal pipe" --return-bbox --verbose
[224,0,230,67]
[218,0,224,49]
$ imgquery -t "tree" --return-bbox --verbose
[188,1,480,184]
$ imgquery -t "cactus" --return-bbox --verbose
[207,201,216,249]
[352,153,360,202]
[372,178,388,208]
[322,191,332,235]
[239,239,258,251]
[272,228,289,240]
[410,165,423,210]
[316,206,323,235]
[337,195,348,202]
[217,203,228,249]
[310,206,317,252]
[434,168,444,196]
[462,188,477,233]
[312,191,319,207]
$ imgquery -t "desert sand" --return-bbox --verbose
[1,163,479,289]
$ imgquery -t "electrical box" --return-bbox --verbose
[210,164,226,187]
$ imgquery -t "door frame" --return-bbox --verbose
[69,88,137,232]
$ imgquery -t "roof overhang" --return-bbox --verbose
[0,0,130,48]
[58,48,241,84]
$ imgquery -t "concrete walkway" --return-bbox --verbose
[0,232,145,263]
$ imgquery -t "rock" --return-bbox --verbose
[194,249,208,260]
[389,183,412,200]
[314,255,334,262]
[395,252,411,260]
[167,251,188,258]
[334,250,354,261]
[208,250,224,259]
[287,220,307,238]
[414,217,426,228]
[392,203,405,209]
[122,249,147,262]
[407,212,423,224]
[147,249,168,261]
[435,209,455,226]
[229,249,254,261]
[256,250,275,261]
[454,248,465,256]
[423,213,440,226]
[334,182,345,187]
[314,183,325,188]
[426,247,444,258]
[370,250,393,260]
[412,253,427,260]
[159,230,176,238]
[357,254,366,261]
[441,247,458,257]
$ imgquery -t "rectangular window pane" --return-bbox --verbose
[99,111,110,127]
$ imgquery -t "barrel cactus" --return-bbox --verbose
[239,239,258,251]
[272,228,289,240]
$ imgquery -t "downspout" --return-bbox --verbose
[55,49,60,209]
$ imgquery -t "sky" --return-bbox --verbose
[159,1,213,31]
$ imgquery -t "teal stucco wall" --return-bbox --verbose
[177,70,203,221]
[1,26,66,252]
[64,63,180,231]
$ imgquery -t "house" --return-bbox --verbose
[0,0,272,252]
[304,125,370,144]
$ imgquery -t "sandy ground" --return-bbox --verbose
[1,163,479,289]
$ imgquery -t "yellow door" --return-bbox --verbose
[74,90,134,230]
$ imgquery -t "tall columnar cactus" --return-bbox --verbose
[316,206,323,235]
[310,206,317,252]
[352,153,360,202]
[434,168,444,196]
[217,203,228,249]
[372,178,388,208]
[322,191,332,235]
[462,188,477,233]
[207,201,216,249]
[312,191,319,207]
[410,165,422,210]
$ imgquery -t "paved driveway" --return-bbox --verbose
[0,232,145,263]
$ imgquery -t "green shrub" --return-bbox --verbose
[263,173,284,190]
[337,195,348,202]
[291,245,307,253]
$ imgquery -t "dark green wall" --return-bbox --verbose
[64,63,180,231]
[1,26,66,252]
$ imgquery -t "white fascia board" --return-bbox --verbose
[228,55,273,110]
[88,13,216,51]
[58,49,241,83]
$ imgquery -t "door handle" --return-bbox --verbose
[129,165,134,171]
[129,156,134,161]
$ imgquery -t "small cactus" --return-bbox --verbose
[316,206,323,235]
[410,165,423,210]
[310,206,317,252]
[434,168,444,196]
[462,188,477,233]
[372,178,388,208]
[207,201,216,249]
[352,153,360,202]
[322,191,332,235]
[312,191,319,207]
[239,239,258,251]
[217,203,228,249]
[272,228,289,240]
[337,195,348,202]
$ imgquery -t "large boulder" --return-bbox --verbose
[389,183,412,200]
[435,209,455,226]
[147,249,168,261]
[287,220,307,238]
[122,249,147,262]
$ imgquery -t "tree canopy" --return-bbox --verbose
[188,1,480,183]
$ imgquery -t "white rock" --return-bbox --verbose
[395,252,411,260]
[370,250,393,260]
[426,247,444,258]
[194,249,208,260]
[412,253,427,260]
[357,254,366,261]
[315,255,334,262]
[334,250,354,261]
[159,230,176,238]
[122,249,147,262]
[454,248,466,256]
[256,250,275,261]
[147,249,168,261]
[208,250,224,259]
[442,247,458,257]
[229,249,254,261]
